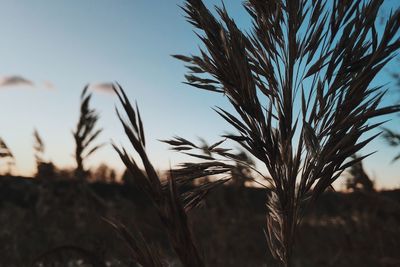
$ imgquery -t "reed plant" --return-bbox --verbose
[0,137,15,174]
[33,129,45,166]
[382,127,400,162]
[33,129,56,179]
[0,137,13,160]
[346,154,374,192]
[72,86,104,180]
[111,83,230,267]
[167,0,400,266]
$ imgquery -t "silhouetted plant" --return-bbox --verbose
[163,137,267,188]
[33,129,45,165]
[382,127,400,162]
[112,83,228,267]
[382,59,400,162]
[0,137,13,159]
[200,139,257,187]
[91,163,117,183]
[72,86,104,180]
[171,0,400,265]
[231,150,256,187]
[0,137,15,174]
[346,154,374,192]
[104,218,164,267]
[389,59,400,90]
[36,162,57,180]
[33,129,56,179]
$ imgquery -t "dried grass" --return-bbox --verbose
[382,127,400,162]
[0,137,15,174]
[72,86,104,180]
[346,154,374,192]
[33,128,45,166]
[111,83,229,267]
[171,0,400,266]
[0,137,13,159]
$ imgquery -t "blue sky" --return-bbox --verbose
[0,0,399,189]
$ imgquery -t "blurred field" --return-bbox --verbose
[1,176,400,267]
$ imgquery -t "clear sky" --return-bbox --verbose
[0,0,399,189]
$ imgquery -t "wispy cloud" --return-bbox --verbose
[42,80,56,90]
[89,82,114,94]
[0,75,34,88]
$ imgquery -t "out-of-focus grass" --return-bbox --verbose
[1,177,400,267]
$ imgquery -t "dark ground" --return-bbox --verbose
[1,176,400,267]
